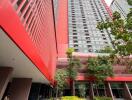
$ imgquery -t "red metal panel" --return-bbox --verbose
[0,0,57,85]
[16,0,26,14]
[106,76,132,82]
[56,0,68,57]
[20,0,33,20]
[101,0,113,18]
[11,0,18,6]
[23,0,37,27]
[76,75,132,82]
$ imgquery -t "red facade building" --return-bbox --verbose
[0,0,58,99]
[0,0,57,84]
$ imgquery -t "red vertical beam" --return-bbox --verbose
[56,0,68,57]
[101,0,113,18]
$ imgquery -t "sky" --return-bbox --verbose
[105,0,113,6]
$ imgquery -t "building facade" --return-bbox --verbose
[68,0,113,53]
[0,0,132,100]
[111,0,132,19]
[0,0,58,99]
[59,0,132,99]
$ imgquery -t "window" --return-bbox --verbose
[73,40,78,43]
[100,30,104,33]
[85,33,89,36]
[72,18,75,20]
[73,30,76,32]
[88,49,93,52]
[87,41,91,43]
[85,30,89,32]
[87,45,92,48]
[72,21,76,23]
[83,24,87,26]
[84,27,88,29]
[102,34,105,36]
[72,24,76,25]
[82,19,86,21]
[74,44,78,47]
[74,49,79,52]
[73,33,77,35]
[104,41,108,44]
[72,26,76,28]
[86,37,90,40]
[73,37,78,39]
[103,38,107,40]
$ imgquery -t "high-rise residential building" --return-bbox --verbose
[68,0,113,53]
[111,0,132,19]
[57,0,132,99]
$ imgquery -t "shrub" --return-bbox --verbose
[93,96,112,100]
[62,96,78,100]
[62,96,85,100]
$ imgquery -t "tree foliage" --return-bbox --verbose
[66,48,81,80]
[87,56,114,83]
[97,10,132,72]
[55,69,67,91]
[127,8,132,18]
[98,46,113,53]
[66,48,75,58]
[97,10,132,56]
[78,84,86,98]
[127,0,132,5]
[66,48,81,96]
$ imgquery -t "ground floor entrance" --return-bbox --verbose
[63,81,132,100]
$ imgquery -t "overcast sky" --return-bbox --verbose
[105,0,113,6]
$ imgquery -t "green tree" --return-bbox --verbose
[127,8,132,18]
[66,48,81,96]
[98,46,113,53]
[55,69,67,97]
[127,0,132,5]
[97,10,132,72]
[97,11,132,56]
[78,84,86,98]
[87,56,114,83]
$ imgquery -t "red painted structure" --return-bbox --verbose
[56,0,68,58]
[101,0,113,17]
[76,75,132,82]
[0,0,57,85]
